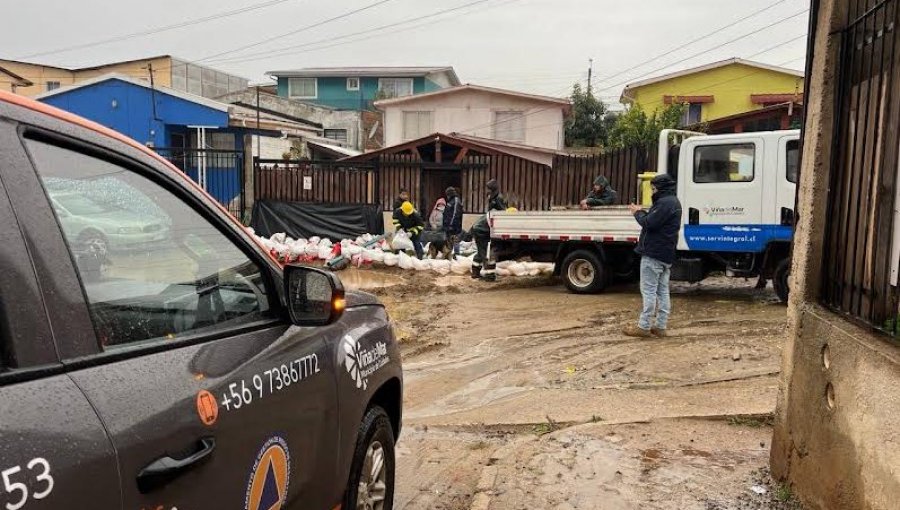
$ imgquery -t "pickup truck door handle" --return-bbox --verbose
[688,208,700,225]
[137,436,216,493]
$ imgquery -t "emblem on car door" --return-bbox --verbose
[342,334,389,391]
[245,436,291,510]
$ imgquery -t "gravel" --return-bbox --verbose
[704,467,805,510]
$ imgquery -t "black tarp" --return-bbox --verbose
[250,200,384,241]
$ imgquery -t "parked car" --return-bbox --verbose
[49,191,169,256]
[0,90,402,510]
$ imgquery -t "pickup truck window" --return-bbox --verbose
[24,138,272,350]
[786,140,800,183]
[693,143,755,183]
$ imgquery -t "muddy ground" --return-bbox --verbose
[342,268,802,510]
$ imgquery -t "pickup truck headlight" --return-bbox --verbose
[117,226,142,234]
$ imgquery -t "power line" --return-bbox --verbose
[591,0,792,88]
[13,0,297,60]
[594,8,810,92]
[206,0,504,65]
[197,0,400,63]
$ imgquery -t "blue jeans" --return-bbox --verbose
[638,256,672,331]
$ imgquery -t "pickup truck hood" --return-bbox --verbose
[345,290,382,308]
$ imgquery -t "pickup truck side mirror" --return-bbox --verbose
[283,265,345,326]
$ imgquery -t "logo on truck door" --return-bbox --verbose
[342,334,389,391]
[245,436,291,510]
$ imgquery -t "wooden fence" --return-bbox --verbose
[254,142,657,213]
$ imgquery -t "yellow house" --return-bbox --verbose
[620,58,804,125]
[0,55,248,99]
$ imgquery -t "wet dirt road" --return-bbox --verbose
[346,270,794,509]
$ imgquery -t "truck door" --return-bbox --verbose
[679,137,766,252]
[15,133,342,510]
[0,125,120,510]
[778,136,800,226]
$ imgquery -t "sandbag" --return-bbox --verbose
[398,251,414,270]
[392,231,415,252]
[450,257,472,274]
[383,253,399,267]
[508,262,527,276]
[431,259,451,275]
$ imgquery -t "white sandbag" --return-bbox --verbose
[528,269,541,276]
[246,227,255,236]
[497,268,512,277]
[270,232,288,244]
[523,262,542,272]
[450,257,471,274]
[383,253,399,267]
[508,262,528,276]
[309,236,321,244]
[397,251,414,270]
[496,260,514,269]
[288,242,306,260]
[365,249,385,263]
[392,231,414,252]
[317,245,332,260]
[379,240,392,252]
[431,259,451,275]
[320,238,333,248]
[346,244,363,256]
[540,263,555,275]
[412,258,431,271]
[304,243,319,256]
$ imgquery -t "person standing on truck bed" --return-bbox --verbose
[580,175,617,209]
[624,174,682,338]
[393,201,426,259]
[471,179,508,281]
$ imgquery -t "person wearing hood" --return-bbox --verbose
[580,175,617,209]
[393,201,426,259]
[428,197,447,230]
[624,173,682,338]
[443,186,464,255]
[470,179,508,281]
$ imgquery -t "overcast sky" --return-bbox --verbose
[2,0,810,104]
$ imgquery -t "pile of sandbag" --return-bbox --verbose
[250,228,552,278]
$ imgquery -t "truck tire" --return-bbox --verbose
[343,406,395,510]
[562,250,607,294]
[774,258,791,304]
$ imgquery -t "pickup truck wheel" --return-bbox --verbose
[774,258,791,304]
[562,250,607,294]
[344,406,395,510]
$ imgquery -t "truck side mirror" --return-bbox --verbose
[283,265,345,326]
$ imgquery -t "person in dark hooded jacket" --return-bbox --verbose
[580,175,617,208]
[443,186,464,256]
[470,179,508,281]
[624,173,682,338]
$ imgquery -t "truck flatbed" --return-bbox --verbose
[490,207,641,243]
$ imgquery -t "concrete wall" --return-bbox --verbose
[380,89,565,150]
[217,89,363,150]
[629,63,803,122]
[771,1,900,508]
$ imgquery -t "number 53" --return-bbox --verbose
[2,458,54,510]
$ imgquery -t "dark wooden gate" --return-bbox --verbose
[822,0,900,333]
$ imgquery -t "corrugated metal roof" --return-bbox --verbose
[267,66,459,82]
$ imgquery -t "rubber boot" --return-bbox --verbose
[482,263,497,282]
[471,264,482,279]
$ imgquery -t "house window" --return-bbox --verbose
[402,111,433,140]
[378,78,414,98]
[347,78,360,91]
[493,111,526,142]
[324,129,348,143]
[46,81,60,91]
[288,78,317,99]
[693,143,756,183]
[680,104,702,126]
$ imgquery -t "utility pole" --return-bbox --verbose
[256,85,261,160]
[147,62,160,121]
[587,58,593,96]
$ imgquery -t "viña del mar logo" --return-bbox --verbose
[342,334,389,391]
[703,205,745,217]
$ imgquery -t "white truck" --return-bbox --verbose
[489,129,800,301]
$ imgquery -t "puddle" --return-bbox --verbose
[338,268,405,290]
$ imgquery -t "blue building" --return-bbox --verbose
[266,66,460,110]
[35,73,275,212]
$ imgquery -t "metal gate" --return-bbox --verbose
[157,148,245,219]
[822,0,900,333]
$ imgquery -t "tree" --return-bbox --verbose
[565,83,612,148]
[608,102,686,149]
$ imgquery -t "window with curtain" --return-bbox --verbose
[493,111,525,142]
[403,111,433,140]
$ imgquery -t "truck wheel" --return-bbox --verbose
[344,406,395,510]
[774,258,791,304]
[562,250,607,294]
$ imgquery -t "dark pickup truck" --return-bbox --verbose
[0,90,402,510]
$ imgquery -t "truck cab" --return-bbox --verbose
[666,129,799,299]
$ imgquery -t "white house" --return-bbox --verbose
[374,84,571,152]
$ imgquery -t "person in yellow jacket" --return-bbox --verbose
[392,201,426,259]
